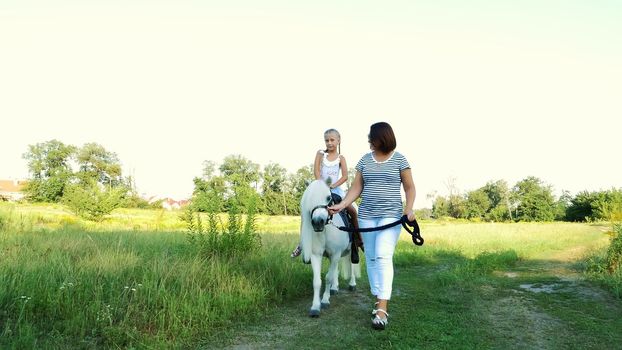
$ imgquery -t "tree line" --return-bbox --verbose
[21,140,158,220]
[19,140,316,220]
[429,177,622,222]
[20,140,622,222]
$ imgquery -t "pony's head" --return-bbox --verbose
[302,180,333,232]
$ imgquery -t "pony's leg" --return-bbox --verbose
[309,254,322,317]
[348,261,357,291]
[321,255,340,306]
[331,256,340,294]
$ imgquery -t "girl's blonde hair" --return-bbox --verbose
[324,128,341,154]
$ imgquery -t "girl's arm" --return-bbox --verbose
[313,151,323,180]
[401,168,416,220]
[331,155,348,188]
[329,170,362,214]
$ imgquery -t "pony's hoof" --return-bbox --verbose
[348,285,356,292]
[330,289,339,295]
[309,309,320,317]
[321,302,330,309]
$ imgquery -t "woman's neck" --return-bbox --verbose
[372,150,392,162]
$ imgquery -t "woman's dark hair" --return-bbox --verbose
[368,122,396,153]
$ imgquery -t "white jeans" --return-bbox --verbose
[359,217,402,300]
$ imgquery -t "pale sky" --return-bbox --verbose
[1,1,621,208]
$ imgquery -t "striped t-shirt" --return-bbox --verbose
[355,151,411,220]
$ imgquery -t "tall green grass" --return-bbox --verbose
[2,202,619,348]
[586,224,622,297]
[0,204,309,348]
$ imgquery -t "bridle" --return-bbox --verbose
[310,198,334,231]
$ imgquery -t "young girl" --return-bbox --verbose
[291,128,362,261]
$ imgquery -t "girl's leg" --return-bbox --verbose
[346,205,363,249]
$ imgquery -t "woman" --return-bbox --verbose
[328,122,416,330]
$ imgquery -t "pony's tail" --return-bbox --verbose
[340,256,361,279]
[300,210,313,264]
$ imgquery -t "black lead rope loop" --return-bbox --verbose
[335,215,424,246]
[401,215,424,246]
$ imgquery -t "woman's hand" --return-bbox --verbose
[328,203,345,215]
[403,208,416,222]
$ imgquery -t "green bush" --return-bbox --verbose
[605,224,622,273]
[183,199,261,260]
[566,189,622,222]
[62,182,124,221]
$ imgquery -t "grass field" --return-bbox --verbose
[1,202,620,349]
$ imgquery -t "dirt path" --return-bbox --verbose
[204,246,622,350]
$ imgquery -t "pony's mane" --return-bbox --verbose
[300,180,331,262]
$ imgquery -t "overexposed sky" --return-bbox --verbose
[1,1,621,208]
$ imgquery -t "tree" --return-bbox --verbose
[75,143,123,188]
[482,180,512,221]
[512,176,556,222]
[261,162,290,215]
[463,189,491,219]
[431,195,450,218]
[444,177,465,218]
[592,189,622,221]
[566,191,595,221]
[566,189,622,222]
[22,140,76,202]
[192,161,226,213]
[555,190,572,221]
[220,155,260,189]
[262,162,287,193]
[448,194,466,218]
[219,155,261,212]
[285,164,315,216]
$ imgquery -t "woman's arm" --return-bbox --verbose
[329,170,362,214]
[401,168,416,220]
[313,151,323,180]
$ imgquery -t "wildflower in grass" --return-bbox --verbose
[16,295,32,325]
[60,281,76,290]
[96,304,113,326]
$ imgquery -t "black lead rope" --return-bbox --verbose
[335,215,424,246]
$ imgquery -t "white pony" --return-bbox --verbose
[300,179,361,317]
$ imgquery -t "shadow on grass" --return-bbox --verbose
[202,246,622,350]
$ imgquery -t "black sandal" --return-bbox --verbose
[290,245,302,258]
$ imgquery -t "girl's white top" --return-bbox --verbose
[320,151,345,197]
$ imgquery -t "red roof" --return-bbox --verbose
[0,180,28,193]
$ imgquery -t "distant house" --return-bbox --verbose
[146,195,189,210]
[162,198,190,210]
[0,179,28,201]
